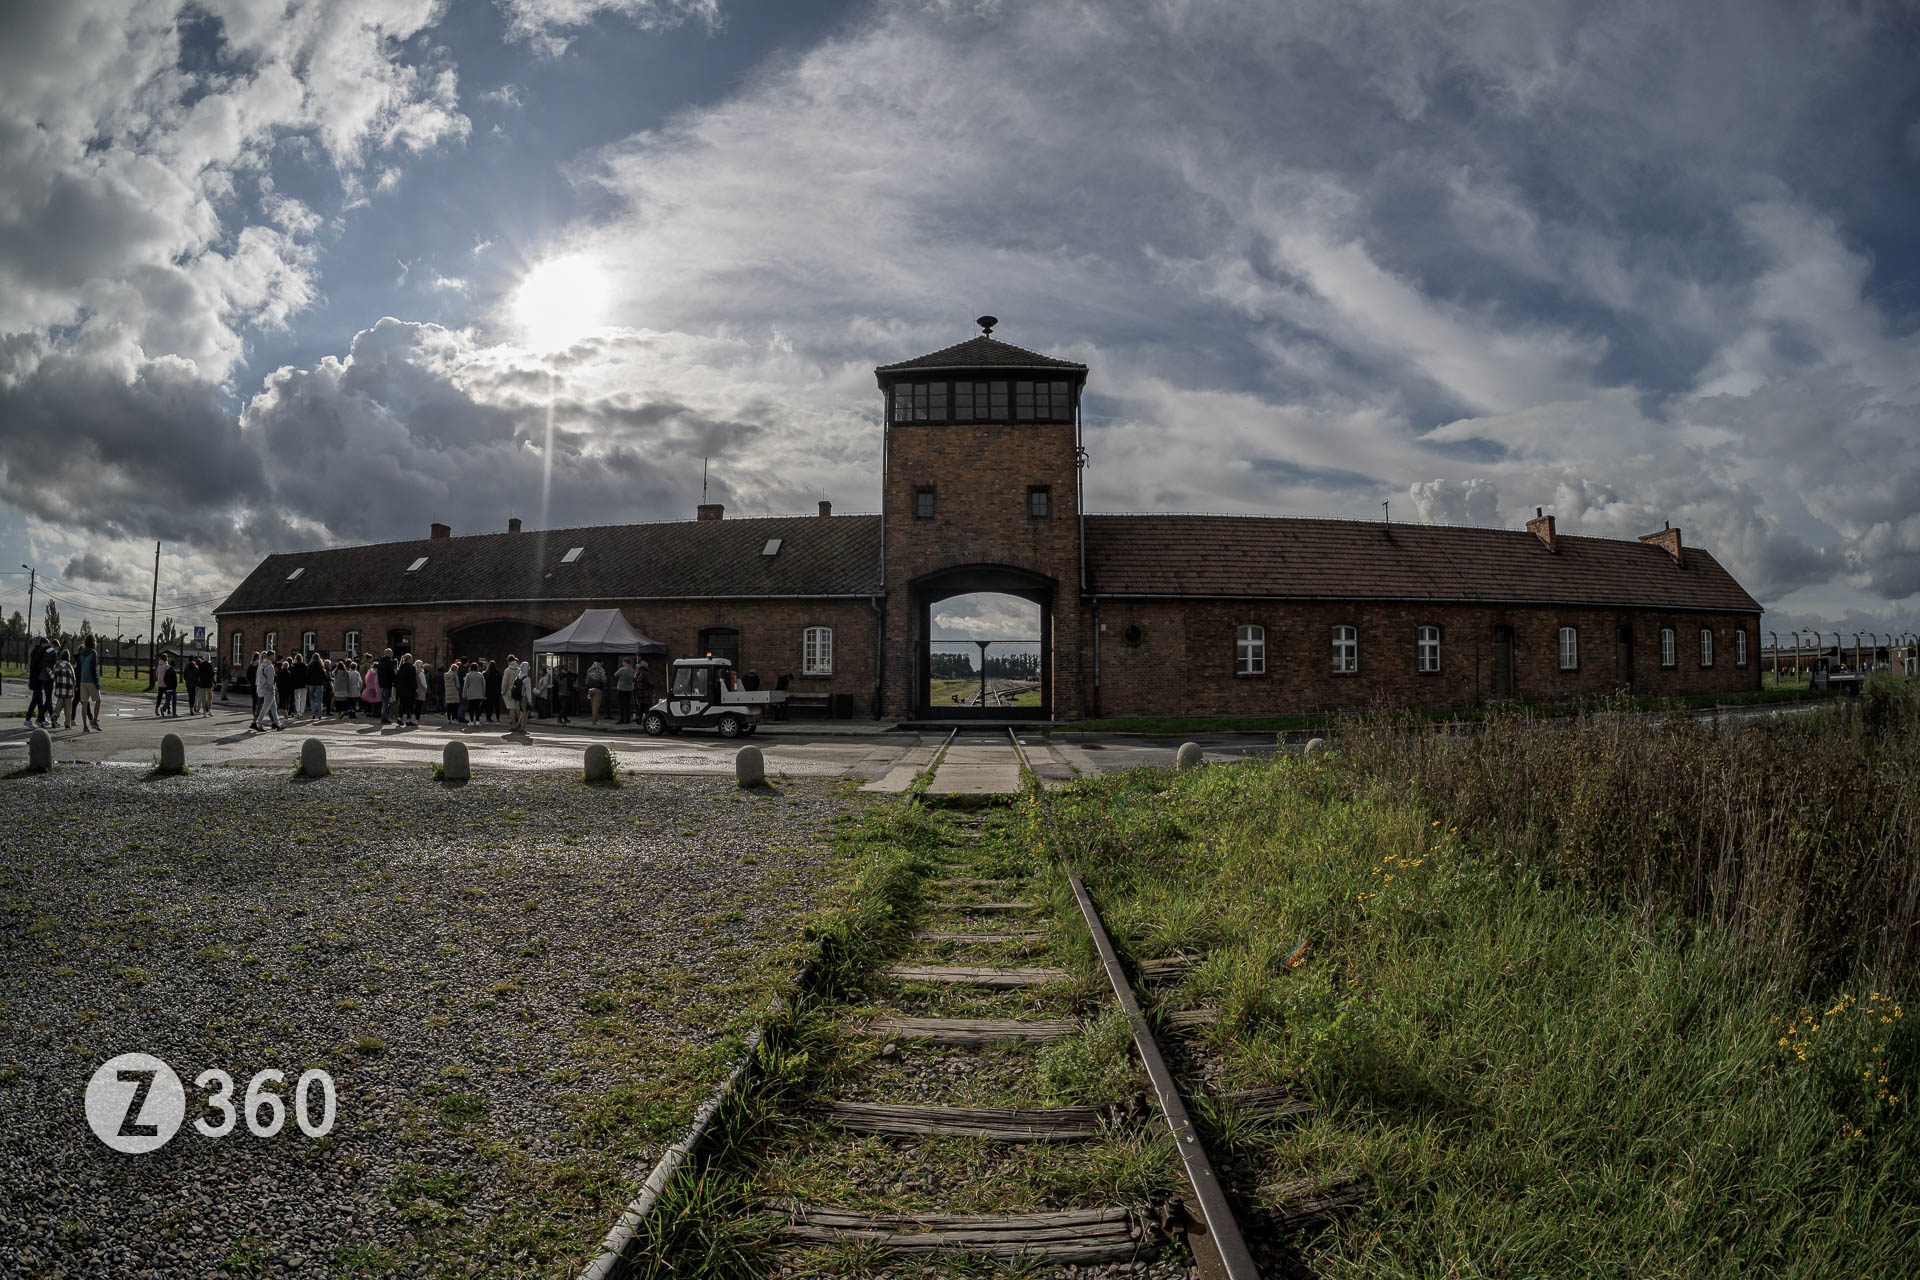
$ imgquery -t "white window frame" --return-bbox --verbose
[1660,627,1676,668]
[301,630,316,653]
[1331,625,1357,674]
[1235,624,1265,676]
[264,630,278,654]
[1700,628,1714,668]
[1735,629,1747,667]
[344,630,360,659]
[230,632,243,665]
[1417,625,1441,673]
[802,626,833,676]
[1558,626,1579,671]
[407,556,428,572]
[285,566,304,581]
[560,546,584,564]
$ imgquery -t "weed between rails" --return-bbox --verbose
[1032,713,1920,1280]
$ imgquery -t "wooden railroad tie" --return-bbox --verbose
[910,929,1045,943]
[810,1099,1116,1142]
[934,877,1020,889]
[1161,1007,1223,1031]
[928,900,1038,913]
[861,1016,1082,1046]
[883,964,1068,989]
[1260,1167,1374,1233]
[1137,953,1203,980]
[767,1203,1147,1262]
[1202,1085,1317,1122]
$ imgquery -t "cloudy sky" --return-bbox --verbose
[3,0,1918,648]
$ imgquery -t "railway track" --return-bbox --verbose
[593,728,1364,1277]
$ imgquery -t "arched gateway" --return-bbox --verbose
[877,319,1089,720]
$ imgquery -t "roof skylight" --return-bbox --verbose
[560,546,584,564]
[285,567,305,581]
[407,557,429,572]
[762,539,783,557]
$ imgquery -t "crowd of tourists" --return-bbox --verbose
[13,633,221,731]
[239,649,653,732]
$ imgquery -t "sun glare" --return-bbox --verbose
[511,254,610,350]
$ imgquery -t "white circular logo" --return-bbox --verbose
[85,1052,186,1153]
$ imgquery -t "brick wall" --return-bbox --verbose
[219,597,882,712]
[882,419,1086,718]
[1084,600,1763,717]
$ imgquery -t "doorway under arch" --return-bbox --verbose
[448,618,547,669]
[912,565,1053,719]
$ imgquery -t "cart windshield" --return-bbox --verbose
[671,666,711,698]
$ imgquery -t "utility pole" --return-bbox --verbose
[20,564,34,641]
[146,541,160,690]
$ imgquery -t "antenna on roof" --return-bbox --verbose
[976,315,997,336]
[1383,500,1390,525]
[702,457,709,503]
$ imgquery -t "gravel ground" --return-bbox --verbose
[0,765,859,1279]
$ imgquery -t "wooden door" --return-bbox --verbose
[1491,626,1514,698]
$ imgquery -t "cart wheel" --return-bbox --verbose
[718,714,744,738]
[642,711,667,736]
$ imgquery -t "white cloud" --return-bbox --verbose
[497,0,722,56]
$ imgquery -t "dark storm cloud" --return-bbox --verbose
[62,551,125,585]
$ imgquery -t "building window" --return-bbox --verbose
[285,566,304,581]
[301,630,316,653]
[1235,625,1265,676]
[344,630,360,659]
[1735,629,1747,667]
[1660,627,1676,668]
[954,381,1010,421]
[560,546,584,564]
[1014,380,1074,422]
[1417,625,1441,673]
[892,381,949,422]
[1029,486,1050,518]
[915,488,935,519]
[406,556,428,572]
[1332,625,1357,674]
[803,626,833,675]
[230,632,243,665]
[1700,628,1714,667]
[264,630,278,654]
[1558,627,1579,671]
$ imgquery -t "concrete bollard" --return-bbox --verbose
[1303,737,1327,758]
[735,744,764,787]
[442,740,470,783]
[26,728,53,773]
[158,733,187,775]
[1175,741,1202,770]
[299,738,328,777]
[584,743,615,783]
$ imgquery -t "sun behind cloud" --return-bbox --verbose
[510,253,611,350]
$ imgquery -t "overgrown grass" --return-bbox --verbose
[1332,677,1920,988]
[1033,707,1919,1279]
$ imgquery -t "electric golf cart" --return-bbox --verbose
[640,657,781,737]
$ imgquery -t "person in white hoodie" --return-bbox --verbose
[461,662,487,729]
[253,649,283,731]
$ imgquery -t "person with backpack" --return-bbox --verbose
[585,659,608,724]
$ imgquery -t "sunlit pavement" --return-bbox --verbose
[0,686,1279,778]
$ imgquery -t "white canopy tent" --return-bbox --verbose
[531,609,667,657]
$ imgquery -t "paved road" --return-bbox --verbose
[1,687,1278,780]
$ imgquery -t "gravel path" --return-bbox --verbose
[0,766,860,1278]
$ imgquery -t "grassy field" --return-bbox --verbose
[0,661,154,695]
[1033,681,1919,1277]
[1056,679,1875,736]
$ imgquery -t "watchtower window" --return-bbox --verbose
[892,381,948,422]
[953,381,1010,421]
[915,488,935,519]
[1015,380,1073,422]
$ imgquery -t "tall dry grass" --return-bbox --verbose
[1334,678,1920,991]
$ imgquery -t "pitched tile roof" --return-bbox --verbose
[1084,515,1762,612]
[875,335,1087,377]
[215,515,883,615]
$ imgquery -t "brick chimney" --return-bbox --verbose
[1526,506,1557,552]
[697,503,724,521]
[508,517,522,534]
[430,522,451,540]
[818,500,832,518]
[1639,521,1684,566]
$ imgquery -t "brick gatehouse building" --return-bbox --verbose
[214,324,1764,719]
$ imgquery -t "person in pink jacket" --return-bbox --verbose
[360,661,382,719]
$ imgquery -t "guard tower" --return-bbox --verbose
[876,318,1089,719]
